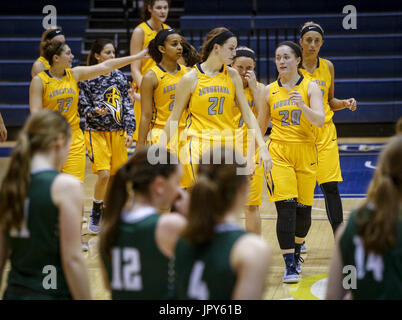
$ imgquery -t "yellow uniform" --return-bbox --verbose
[147,63,191,187]
[185,63,239,186]
[299,58,342,185]
[267,76,317,206]
[37,69,85,183]
[233,83,264,206]
[132,21,170,140]
[36,56,50,70]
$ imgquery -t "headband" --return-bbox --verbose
[235,49,256,62]
[207,30,236,53]
[45,29,63,41]
[300,25,324,38]
[154,29,178,47]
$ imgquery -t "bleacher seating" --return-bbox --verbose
[0,0,89,129]
[180,5,402,132]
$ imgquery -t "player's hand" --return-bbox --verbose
[259,146,273,175]
[344,98,357,111]
[172,188,189,217]
[128,82,140,103]
[125,134,133,147]
[289,90,304,107]
[94,107,108,115]
[135,48,150,60]
[245,70,257,92]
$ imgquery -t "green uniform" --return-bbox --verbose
[102,207,172,299]
[174,223,247,300]
[3,169,71,300]
[340,206,402,299]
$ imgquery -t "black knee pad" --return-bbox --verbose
[295,203,311,238]
[275,198,297,250]
[320,182,343,234]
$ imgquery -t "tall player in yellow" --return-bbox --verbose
[29,40,148,183]
[130,0,170,143]
[232,47,265,235]
[160,27,273,187]
[258,41,324,283]
[299,22,357,242]
[137,29,193,188]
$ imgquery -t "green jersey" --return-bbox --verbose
[174,223,247,300]
[340,206,402,299]
[102,207,172,299]
[5,169,71,299]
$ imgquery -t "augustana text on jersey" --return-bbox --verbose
[273,99,299,110]
[49,88,76,98]
[199,86,230,96]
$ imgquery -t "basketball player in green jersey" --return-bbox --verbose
[0,110,91,299]
[99,146,188,299]
[174,148,271,299]
[327,135,402,299]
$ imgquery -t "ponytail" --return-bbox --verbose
[181,148,247,244]
[355,135,402,255]
[0,110,71,232]
[99,146,178,260]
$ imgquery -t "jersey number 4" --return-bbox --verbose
[111,247,143,291]
[188,261,209,300]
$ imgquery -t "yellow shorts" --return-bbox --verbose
[85,130,127,176]
[314,121,343,185]
[266,140,317,206]
[132,98,141,141]
[246,151,264,206]
[187,134,246,188]
[62,127,86,183]
[147,126,193,189]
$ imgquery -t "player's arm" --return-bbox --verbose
[327,60,357,111]
[326,224,348,300]
[155,213,187,258]
[137,70,158,148]
[256,84,271,135]
[228,67,273,173]
[71,49,148,82]
[29,76,44,114]
[230,234,272,299]
[130,27,145,88]
[0,112,7,142]
[290,81,324,127]
[31,60,46,78]
[160,70,197,147]
[52,174,91,300]
[0,231,9,285]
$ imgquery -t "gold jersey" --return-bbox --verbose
[299,57,333,124]
[233,82,259,129]
[38,69,80,129]
[187,63,236,141]
[137,21,170,76]
[36,56,50,70]
[268,75,315,144]
[149,63,188,129]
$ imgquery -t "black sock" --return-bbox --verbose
[320,182,343,234]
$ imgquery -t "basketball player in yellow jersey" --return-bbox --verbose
[232,47,265,235]
[160,27,273,188]
[258,41,324,283]
[130,0,170,142]
[31,27,65,78]
[137,29,193,188]
[29,40,148,183]
[299,22,357,239]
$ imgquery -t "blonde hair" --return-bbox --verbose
[0,110,71,232]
